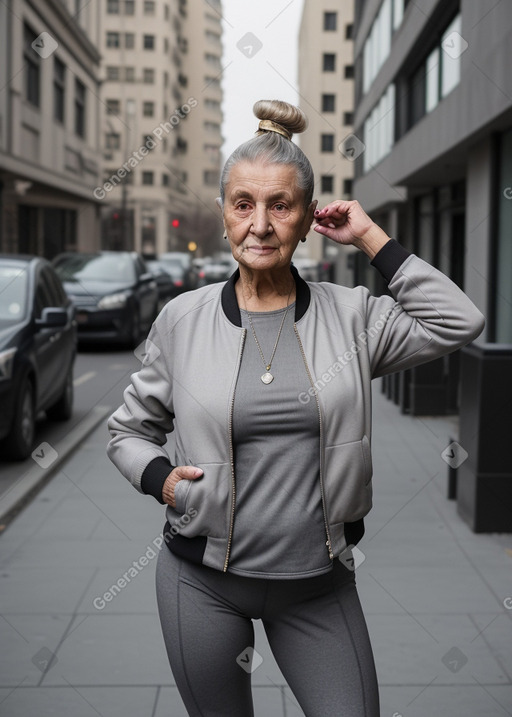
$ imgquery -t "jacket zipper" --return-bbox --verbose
[294,323,334,560]
[223,328,247,572]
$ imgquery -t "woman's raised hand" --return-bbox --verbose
[313,200,375,246]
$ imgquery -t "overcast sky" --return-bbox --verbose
[219,0,305,162]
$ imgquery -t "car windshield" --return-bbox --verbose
[0,265,28,325]
[54,254,135,283]
[158,260,183,278]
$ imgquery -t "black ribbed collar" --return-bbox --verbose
[221,263,311,327]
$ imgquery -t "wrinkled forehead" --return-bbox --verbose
[224,160,303,203]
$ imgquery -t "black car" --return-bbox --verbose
[53,251,158,347]
[146,259,185,310]
[0,255,76,460]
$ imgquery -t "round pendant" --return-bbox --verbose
[261,372,274,384]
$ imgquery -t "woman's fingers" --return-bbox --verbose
[162,465,203,507]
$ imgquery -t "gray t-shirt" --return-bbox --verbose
[228,302,333,579]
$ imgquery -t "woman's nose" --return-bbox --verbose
[250,206,271,236]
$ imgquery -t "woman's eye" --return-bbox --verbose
[274,203,287,212]
[236,202,251,211]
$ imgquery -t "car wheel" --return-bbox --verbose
[46,364,74,421]
[129,309,141,348]
[4,377,35,460]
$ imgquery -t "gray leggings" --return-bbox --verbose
[155,547,380,717]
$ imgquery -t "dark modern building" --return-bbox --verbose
[352,0,512,531]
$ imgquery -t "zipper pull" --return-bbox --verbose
[326,540,334,560]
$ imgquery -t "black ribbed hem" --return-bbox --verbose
[164,521,207,565]
[370,238,411,283]
[141,456,175,504]
[344,518,365,547]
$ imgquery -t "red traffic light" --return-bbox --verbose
[171,219,180,228]
[113,212,120,220]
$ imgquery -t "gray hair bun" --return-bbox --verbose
[253,100,308,138]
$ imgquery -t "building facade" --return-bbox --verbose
[352,0,512,417]
[0,0,102,257]
[96,0,224,256]
[298,0,355,280]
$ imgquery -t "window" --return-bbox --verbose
[426,47,440,113]
[53,57,65,123]
[106,32,120,48]
[363,83,395,172]
[205,98,221,112]
[143,101,154,117]
[204,170,219,186]
[323,53,336,72]
[142,171,154,185]
[204,144,220,162]
[164,38,169,53]
[345,24,354,40]
[323,12,337,31]
[143,68,155,84]
[344,65,354,79]
[24,24,40,107]
[343,179,353,196]
[321,134,335,152]
[144,0,155,14]
[441,15,462,98]
[205,53,221,68]
[74,79,86,137]
[105,132,120,149]
[363,0,392,93]
[143,34,155,50]
[124,0,135,14]
[164,4,169,20]
[106,66,120,81]
[322,94,335,112]
[106,99,120,115]
[124,33,135,49]
[204,121,220,133]
[124,67,135,82]
[142,134,155,149]
[107,0,119,13]
[343,112,354,126]
[320,175,334,193]
[162,173,169,186]
[495,127,512,341]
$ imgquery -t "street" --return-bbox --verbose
[0,346,511,716]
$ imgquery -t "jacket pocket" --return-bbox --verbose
[324,436,373,525]
[174,461,231,540]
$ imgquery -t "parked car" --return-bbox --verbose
[201,255,238,284]
[0,255,76,460]
[146,259,185,310]
[53,251,158,347]
[158,252,197,291]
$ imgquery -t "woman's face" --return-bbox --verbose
[222,160,317,272]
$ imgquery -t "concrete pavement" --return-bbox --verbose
[0,379,511,716]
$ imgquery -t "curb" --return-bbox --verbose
[0,405,111,527]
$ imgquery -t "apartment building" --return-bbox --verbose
[0,0,102,256]
[352,1,512,529]
[97,0,224,255]
[298,0,354,277]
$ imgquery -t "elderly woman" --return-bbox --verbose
[107,100,485,716]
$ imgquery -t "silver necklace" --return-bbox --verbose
[242,283,294,385]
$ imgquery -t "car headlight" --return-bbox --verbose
[97,292,129,310]
[0,347,17,381]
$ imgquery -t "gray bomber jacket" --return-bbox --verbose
[107,240,485,572]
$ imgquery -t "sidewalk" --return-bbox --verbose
[0,381,511,716]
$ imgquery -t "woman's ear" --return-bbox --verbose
[215,197,223,213]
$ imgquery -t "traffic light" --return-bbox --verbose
[171,218,180,228]
[188,241,197,252]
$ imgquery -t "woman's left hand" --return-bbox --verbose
[313,200,375,246]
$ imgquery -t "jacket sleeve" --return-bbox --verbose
[364,239,485,378]
[106,320,176,500]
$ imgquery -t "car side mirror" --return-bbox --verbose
[36,307,68,329]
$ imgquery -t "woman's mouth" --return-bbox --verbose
[247,245,276,255]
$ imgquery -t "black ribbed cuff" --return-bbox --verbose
[141,456,175,504]
[370,238,411,283]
